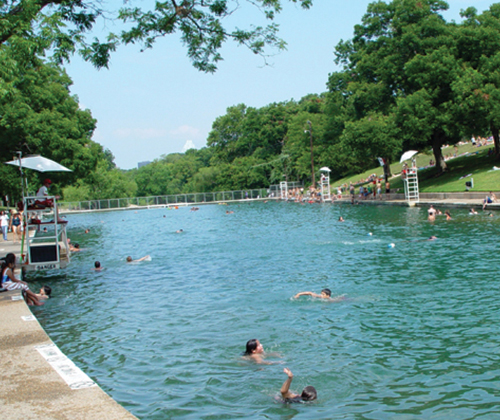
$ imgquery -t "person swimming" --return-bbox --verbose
[294,288,346,302]
[126,255,150,262]
[280,368,317,403]
[36,285,52,299]
[294,288,332,299]
[243,339,265,363]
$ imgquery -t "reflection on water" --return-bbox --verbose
[31,202,500,419]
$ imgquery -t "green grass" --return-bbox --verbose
[332,143,499,192]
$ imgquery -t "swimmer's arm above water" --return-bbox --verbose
[281,368,298,399]
[294,291,321,299]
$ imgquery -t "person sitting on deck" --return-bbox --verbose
[483,192,497,210]
[1,253,43,306]
[280,368,317,403]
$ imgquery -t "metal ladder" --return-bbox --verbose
[320,174,331,201]
[280,181,288,200]
[404,168,419,203]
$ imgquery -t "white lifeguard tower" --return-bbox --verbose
[5,154,72,271]
[400,151,419,203]
[319,167,331,201]
[280,181,288,200]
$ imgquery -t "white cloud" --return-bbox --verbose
[170,125,200,138]
[182,140,197,152]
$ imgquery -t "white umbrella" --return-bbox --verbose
[399,150,418,163]
[319,167,331,172]
[5,155,72,172]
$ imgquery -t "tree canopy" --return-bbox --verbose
[5,0,500,203]
[0,0,313,71]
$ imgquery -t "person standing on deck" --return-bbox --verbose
[0,211,9,241]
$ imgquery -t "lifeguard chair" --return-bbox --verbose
[23,195,70,270]
[400,151,419,203]
[319,167,331,201]
[280,181,288,200]
[5,153,72,271]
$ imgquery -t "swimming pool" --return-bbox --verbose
[31,202,500,419]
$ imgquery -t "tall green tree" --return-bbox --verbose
[454,5,500,158]
[0,46,106,201]
[333,0,464,174]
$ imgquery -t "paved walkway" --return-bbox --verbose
[0,236,139,419]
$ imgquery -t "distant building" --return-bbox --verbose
[138,161,151,168]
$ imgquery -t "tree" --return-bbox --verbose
[1,0,313,71]
[0,46,108,201]
[333,0,466,174]
[340,113,400,181]
[454,5,500,158]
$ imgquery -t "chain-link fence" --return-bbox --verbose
[58,188,275,212]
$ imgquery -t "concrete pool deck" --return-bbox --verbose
[0,288,139,420]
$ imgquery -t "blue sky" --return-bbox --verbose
[64,0,495,169]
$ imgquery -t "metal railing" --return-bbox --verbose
[58,188,275,212]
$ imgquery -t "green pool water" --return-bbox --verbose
[31,202,500,419]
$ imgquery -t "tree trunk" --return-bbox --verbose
[383,158,392,182]
[432,132,448,174]
[491,122,500,159]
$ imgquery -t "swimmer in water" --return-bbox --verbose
[176,229,184,233]
[92,261,102,271]
[69,243,81,252]
[294,288,345,302]
[126,255,150,263]
[36,285,52,300]
[470,208,478,215]
[338,216,345,222]
[428,236,437,240]
[243,339,268,364]
[428,205,437,222]
[280,368,317,403]
[445,210,452,220]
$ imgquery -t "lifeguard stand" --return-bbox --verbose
[280,181,288,200]
[22,195,71,271]
[319,167,331,201]
[403,158,419,203]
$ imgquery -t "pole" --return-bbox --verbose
[16,151,25,199]
[306,121,315,188]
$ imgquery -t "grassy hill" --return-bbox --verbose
[332,142,500,193]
